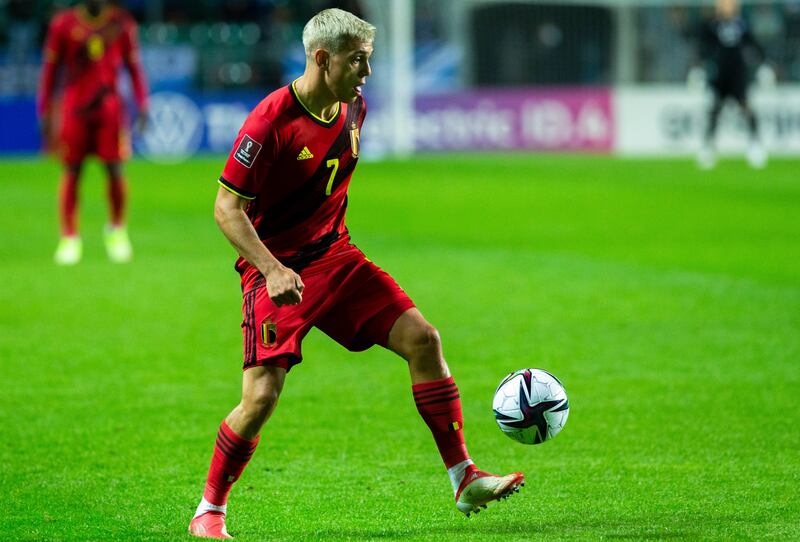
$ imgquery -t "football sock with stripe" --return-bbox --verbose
[413,376,471,490]
[107,174,127,227]
[195,421,259,517]
[59,169,79,236]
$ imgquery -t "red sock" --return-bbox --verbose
[107,175,126,227]
[413,376,470,468]
[202,421,260,507]
[58,170,79,236]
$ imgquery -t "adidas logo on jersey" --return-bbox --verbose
[297,146,314,160]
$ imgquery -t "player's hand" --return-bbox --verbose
[265,265,305,307]
[39,114,50,135]
[756,64,776,89]
[687,67,706,92]
[134,110,149,134]
[38,114,54,152]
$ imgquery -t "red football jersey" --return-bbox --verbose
[219,82,366,287]
[37,4,148,116]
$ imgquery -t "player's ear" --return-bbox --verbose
[314,49,330,70]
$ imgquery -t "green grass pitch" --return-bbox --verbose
[0,155,798,541]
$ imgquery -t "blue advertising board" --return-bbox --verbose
[0,98,41,154]
[0,91,266,157]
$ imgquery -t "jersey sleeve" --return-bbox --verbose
[37,16,65,116]
[696,21,713,62]
[120,14,149,111]
[742,25,765,63]
[219,114,278,200]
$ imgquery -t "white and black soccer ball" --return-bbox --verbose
[492,368,569,445]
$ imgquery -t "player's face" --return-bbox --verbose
[327,40,373,103]
[715,0,739,19]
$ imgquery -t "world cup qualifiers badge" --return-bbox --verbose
[234,134,262,168]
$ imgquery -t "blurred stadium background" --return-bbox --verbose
[2,0,799,160]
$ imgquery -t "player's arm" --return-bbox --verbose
[742,26,776,87]
[686,21,709,90]
[214,187,304,307]
[37,17,63,141]
[120,15,149,131]
[742,25,766,64]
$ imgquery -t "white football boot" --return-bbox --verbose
[746,141,768,169]
[697,144,717,170]
[54,236,82,265]
[189,511,233,539]
[455,465,525,517]
[104,225,133,263]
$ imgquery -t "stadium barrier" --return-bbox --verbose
[2,85,799,158]
[616,85,800,156]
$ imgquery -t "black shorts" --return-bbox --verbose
[711,75,748,102]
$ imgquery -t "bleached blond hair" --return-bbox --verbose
[302,8,376,57]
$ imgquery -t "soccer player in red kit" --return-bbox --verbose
[189,9,523,539]
[38,0,148,265]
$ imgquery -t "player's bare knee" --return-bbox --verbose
[409,323,442,360]
[243,386,280,420]
[105,162,122,179]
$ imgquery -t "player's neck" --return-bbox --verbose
[79,3,107,20]
[85,2,104,17]
[293,75,339,122]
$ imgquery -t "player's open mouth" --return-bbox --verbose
[354,85,363,95]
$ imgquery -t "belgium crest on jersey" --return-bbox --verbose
[87,34,105,61]
[349,122,360,158]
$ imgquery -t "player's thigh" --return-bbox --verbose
[709,92,724,112]
[60,114,89,163]
[315,258,415,351]
[241,277,325,372]
[104,161,122,179]
[732,88,751,111]
[95,111,129,162]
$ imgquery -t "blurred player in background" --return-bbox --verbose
[688,0,775,169]
[38,0,149,264]
[188,8,523,539]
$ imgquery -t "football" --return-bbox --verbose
[492,368,570,445]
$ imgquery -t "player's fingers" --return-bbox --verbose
[270,289,290,307]
[291,289,302,304]
[272,288,302,307]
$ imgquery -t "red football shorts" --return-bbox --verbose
[60,101,130,164]
[240,244,415,372]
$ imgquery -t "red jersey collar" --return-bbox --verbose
[289,80,341,128]
[75,5,114,29]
